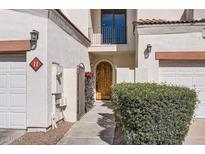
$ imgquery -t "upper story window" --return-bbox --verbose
[101,9,127,44]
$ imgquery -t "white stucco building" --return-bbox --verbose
[0,9,90,131]
[0,9,205,131]
[89,9,205,119]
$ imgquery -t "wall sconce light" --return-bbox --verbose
[30,30,39,50]
[78,63,85,69]
[144,44,152,59]
[90,62,95,68]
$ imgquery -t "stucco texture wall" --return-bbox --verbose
[194,10,205,19]
[137,9,185,20]
[90,53,135,83]
[0,10,48,129]
[89,9,136,53]
[61,9,90,38]
[136,29,205,83]
[0,9,91,129]
[47,20,90,125]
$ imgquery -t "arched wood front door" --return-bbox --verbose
[96,61,112,100]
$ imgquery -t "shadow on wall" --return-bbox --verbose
[96,102,115,145]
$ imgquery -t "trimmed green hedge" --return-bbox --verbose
[111,83,197,145]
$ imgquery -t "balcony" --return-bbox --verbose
[88,27,127,45]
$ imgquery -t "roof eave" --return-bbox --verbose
[133,22,205,28]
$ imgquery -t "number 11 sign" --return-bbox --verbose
[30,57,43,72]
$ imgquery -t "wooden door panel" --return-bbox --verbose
[96,62,112,100]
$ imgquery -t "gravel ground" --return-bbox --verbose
[11,121,73,145]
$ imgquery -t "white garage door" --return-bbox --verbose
[159,61,205,118]
[0,54,26,129]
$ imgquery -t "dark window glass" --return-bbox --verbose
[101,9,126,44]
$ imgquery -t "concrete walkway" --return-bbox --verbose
[184,119,205,145]
[0,129,26,145]
[58,101,116,145]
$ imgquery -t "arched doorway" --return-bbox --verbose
[96,61,113,100]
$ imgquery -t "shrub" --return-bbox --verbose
[111,83,197,145]
[85,72,95,112]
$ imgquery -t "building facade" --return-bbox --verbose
[0,9,205,131]
[0,9,90,131]
[89,9,205,118]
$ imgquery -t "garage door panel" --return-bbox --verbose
[0,75,8,89]
[194,67,205,72]
[10,94,26,108]
[177,67,193,73]
[197,91,205,103]
[10,75,26,89]
[10,112,26,128]
[0,112,7,128]
[195,106,205,118]
[175,77,193,88]
[193,74,205,77]
[160,77,176,84]
[0,63,8,71]
[0,94,8,108]
[160,73,175,77]
[159,61,205,118]
[160,67,176,73]
[0,54,26,129]
[10,62,26,69]
[195,77,205,87]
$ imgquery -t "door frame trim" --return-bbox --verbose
[94,59,115,100]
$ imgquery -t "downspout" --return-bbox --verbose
[133,22,137,83]
[51,94,57,129]
[51,62,60,129]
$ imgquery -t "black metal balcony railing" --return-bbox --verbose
[88,27,127,45]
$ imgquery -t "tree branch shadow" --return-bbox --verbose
[97,103,115,145]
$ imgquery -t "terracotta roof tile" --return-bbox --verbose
[133,19,205,25]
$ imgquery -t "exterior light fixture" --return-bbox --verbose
[90,62,95,68]
[144,44,152,59]
[78,63,85,69]
[30,30,39,50]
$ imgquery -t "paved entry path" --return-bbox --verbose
[58,101,116,145]
[184,119,205,144]
[0,129,26,145]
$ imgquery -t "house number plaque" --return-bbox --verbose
[30,57,43,72]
